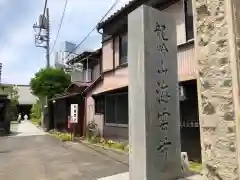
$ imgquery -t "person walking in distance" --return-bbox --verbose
[17,113,22,123]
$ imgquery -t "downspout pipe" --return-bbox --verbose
[97,27,103,74]
[83,95,87,137]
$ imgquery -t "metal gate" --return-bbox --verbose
[0,98,10,136]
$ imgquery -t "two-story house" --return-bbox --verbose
[84,0,201,161]
[49,49,102,136]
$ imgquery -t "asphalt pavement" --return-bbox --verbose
[0,121,128,180]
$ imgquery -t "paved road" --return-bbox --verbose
[15,120,46,136]
[0,122,128,180]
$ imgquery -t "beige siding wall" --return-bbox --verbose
[162,0,186,45]
[92,68,128,95]
[178,43,196,81]
[92,64,100,81]
[102,39,113,72]
[99,43,195,95]
[102,1,188,72]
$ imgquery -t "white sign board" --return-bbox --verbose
[70,104,78,123]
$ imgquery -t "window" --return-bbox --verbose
[105,94,128,125]
[184,0,194,41]
[119,33,128,65]
[94,96,105,114]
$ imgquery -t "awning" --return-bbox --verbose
[92,83,127,95]
[49,93,81,101]
[92,86,128,98]
[179,75,196,82]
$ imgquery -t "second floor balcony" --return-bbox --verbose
[67,49,102,84]
[71,66,100,83]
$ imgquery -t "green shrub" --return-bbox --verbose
[32,118,41,126]
[49,131,72,141]
[9,86,19,121]
[58,133,71,141]
[124,145,129,152]
[84,136,129,152]
[30,100,42,120]
[89,136,101,144]
[86,121,99,139]
[111,142,126,150]
[189,161,202,173]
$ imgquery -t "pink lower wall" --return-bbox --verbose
[86,69,128,137]
[86,93,104,136]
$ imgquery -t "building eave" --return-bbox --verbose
[97,0,145,31]
[97,0,180,31]
[67,48,102,65]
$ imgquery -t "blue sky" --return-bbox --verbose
[0,0,130,84]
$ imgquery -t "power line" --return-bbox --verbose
[50,0,68,55]
[65,0,121,61]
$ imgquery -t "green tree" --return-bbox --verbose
[30,68,71,99]
[8,85,19,121]
[30,100,42,125]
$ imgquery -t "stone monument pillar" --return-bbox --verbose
[193,0,240,179]
[128,5,182,180]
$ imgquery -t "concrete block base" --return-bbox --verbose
[97,172,203,180]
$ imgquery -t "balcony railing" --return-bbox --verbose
[71,69,92,83]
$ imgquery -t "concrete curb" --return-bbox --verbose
[74,140,129,166]
[35,125,46,132]
[30,122,48,133]
[81,140,128,155]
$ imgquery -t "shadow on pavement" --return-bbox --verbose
[8,131,21,136]
[8,121,20,136]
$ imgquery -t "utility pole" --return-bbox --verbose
[33,8,50,68]
[33,7,50,131]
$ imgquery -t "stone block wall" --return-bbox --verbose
[194,0,240,179]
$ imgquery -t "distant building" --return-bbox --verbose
[54,41,77,68]
[0,84,38,118]
[0,63,2,83]
[16,85,38,117]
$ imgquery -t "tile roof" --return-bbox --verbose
[0,84,37,105]
[16,85,38,105]
[73,81,92,87]
[97,0,142,30]
[67,48,102,65]
[97,0,179,30]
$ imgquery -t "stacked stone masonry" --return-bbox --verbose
[195,0,239,179]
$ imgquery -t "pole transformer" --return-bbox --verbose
[33,8,50,68]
